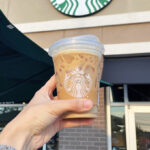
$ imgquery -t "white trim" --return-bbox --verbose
[127,105,150,150]
[104,42,150,56]
[110,102,150,106]
[106,87,112,150]
[127,108,137,150]
[45,42,150,56]
[127,102,150,106]
[128,105,150,112]
[110,102,125,106]
[124,85,131,150]
[15,11,150,33]
[125,105,130,150]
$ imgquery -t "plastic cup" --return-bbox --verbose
[49,35,104,118]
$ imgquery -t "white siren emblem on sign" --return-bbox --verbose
[50,0,112,17]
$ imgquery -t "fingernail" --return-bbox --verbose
[84,100,93,110]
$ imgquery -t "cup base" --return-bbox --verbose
[63,105,98,119]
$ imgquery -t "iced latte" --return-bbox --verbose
[49,35,104,118]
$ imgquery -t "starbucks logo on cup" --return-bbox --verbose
[50,0,112,17]
[64,68,92,98]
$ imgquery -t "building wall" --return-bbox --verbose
[25,23,150,49]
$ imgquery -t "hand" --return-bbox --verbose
[0,75,94,150]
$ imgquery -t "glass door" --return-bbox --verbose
[135,113,150,150]
[126,106,150,150]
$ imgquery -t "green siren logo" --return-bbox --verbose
[50,0,112,17]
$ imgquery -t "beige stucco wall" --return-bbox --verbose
[25,22,150,49]
[0,0,150,24]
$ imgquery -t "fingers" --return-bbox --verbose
[42,75,56,98]
[46,99,93,117]
[44,75,56,92]
[60,118,94,129]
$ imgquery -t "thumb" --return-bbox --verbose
[46,99,93,117]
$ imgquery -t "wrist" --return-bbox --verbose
[0,122,33,150]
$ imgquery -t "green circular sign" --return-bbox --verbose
[50,0,112,17]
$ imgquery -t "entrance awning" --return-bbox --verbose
[102,57,150,84]
[0,10,54,103]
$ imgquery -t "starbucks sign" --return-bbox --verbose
[50,0,112,17]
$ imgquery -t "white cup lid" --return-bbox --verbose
[49,35,104,57]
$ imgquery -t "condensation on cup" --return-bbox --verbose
[49,35,104,119]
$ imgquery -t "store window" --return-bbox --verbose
[111,107,126,150]
[108,85,150,150]
[128,85,150,102]
[110,85,124,102]
[109,85,126,150]
[135,113,150,150]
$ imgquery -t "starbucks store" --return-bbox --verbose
[1,0,150,150]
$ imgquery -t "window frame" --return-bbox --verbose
[107,84,150,150]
